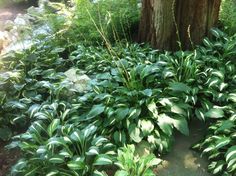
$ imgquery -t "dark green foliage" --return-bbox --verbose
[220,0,236,35]
[1,27,236,175]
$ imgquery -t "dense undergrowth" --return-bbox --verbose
[0,0,236,175]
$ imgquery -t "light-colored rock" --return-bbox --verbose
[64,68,91,93]
[0,31,10,52]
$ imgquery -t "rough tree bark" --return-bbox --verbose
[138,0,221,50]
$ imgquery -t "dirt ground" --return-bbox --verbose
[0,142,21,176]
[156,120,212,176]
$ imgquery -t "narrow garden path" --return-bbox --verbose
[157,120,211,176]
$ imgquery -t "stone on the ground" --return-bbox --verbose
[64,68,91,93]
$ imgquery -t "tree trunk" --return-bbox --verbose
[138,0,221,51]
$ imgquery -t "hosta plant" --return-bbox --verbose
[114,144,162,176]
[193,113,236,175]
[8,117,116,176]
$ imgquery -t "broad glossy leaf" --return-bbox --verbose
[205,108,224,119]
[195,109,205,121]
[46,171,59,176]
[215,137,231,149]
[115,107,129,121]
[157,114,173,136]
[147,100,158,118]
[171,105,186,116]
[114,170,129,176]
[129,124,143,143]
[169,82,191,93]
[138,119,154,136]
[87,104,105,119]
[114,131,126,144]
[48,119,60,136]
[93,155,113,166]
[49,155,65,164]
[172,117,189,136]
[226,146,236,162]
[67,157,85,170]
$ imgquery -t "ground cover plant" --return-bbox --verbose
[0,0,236,176]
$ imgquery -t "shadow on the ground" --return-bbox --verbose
[156,120,212,176]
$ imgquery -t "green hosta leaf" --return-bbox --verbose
[128,108,141,119]
[195,109,205,121]
[92,136,108,146]
[61,109,71,121]
[219,83,228,91]
[47,137,66,147]
[171,104,186,116]
[205,108,224,119]
[212,70,224,79]
[140,65,157,79]
[83,125,97,138]
[211,28,222,38]
[46,170,59,176]
[6,101,27,109]
[51,47,65,54]
[67,157,85,170]
[228,93,236,102]
[93,170,109,176]
[209,160,225,174]
[203,38,213,48]
[49,155,65,164]
[147,100,158,118]
[48,119,60,136]
[207,77,220,88]
[96,72,111,80]
[59,149,72,157]
[157,114,173,136]
[86,146,99,156]
[141,89,153,97]
[217,120,234,132]
[146,156,162,167]
[87,104,105,120]
[37,146,47,154]
[93,154,113,166]
[27,104,40,118]
[226,146,236,162]
[159,98,173,106]
[202,145,215,154]
[215,137,231,149]
[115,107,129,121]
[70,131,83,143]
[169,82,191,93]
[227,158,236,172]
[115,170,129,176]
[172,117,189,136]
[129,124,143,143]
[114,131,126,144]
[138,120,154,136]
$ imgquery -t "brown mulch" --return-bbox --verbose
[0,142,21,176]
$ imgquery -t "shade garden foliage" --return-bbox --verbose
[0,0,236,175]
